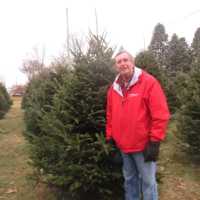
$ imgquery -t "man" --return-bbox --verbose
[106,51,170,200]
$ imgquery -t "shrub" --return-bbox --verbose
[0,82,12,118]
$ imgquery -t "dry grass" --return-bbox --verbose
[159,121,200,200]
[0,97,56,200]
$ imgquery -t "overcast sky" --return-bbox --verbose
[0,0,200,88]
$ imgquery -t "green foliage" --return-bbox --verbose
[0,82,12,119]
[148,23,168,66]
[148,23,193,113]
[173,72,190,107]
[176,61,200,162]
[166,34,192,74]
[191,27,200,61]
[68,34,116,134]
[23,34,123,199]
[22,67,69,138]
[135,50,162,79]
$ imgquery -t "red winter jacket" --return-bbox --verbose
[106,67,170,153]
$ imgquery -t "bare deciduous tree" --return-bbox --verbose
[20,46,45,81]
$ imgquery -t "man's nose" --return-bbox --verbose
[120,61,126,66]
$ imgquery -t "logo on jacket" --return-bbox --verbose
[128,93,139,97]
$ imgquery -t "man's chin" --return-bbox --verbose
[120,71,129,76]
[120,71,132,78]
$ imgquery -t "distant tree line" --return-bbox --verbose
[21,24,200,199]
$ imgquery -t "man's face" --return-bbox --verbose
[115,52,134,77]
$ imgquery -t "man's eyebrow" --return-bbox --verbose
[116,58,128,61]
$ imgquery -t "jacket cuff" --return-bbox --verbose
[150,137,161,142]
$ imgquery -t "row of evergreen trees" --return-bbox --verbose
[22,24,200,199]
[144,24,200,162]
[0,82,12,119]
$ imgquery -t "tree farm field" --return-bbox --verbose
[0,97,200,200]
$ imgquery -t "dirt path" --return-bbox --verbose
[159,128,200,200]
[0,97,38,200]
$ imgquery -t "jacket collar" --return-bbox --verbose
[113,66,142,97]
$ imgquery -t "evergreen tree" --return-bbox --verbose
[68,34,116,134]
[55,34,121,199]
[148,23,168,66]
[166,34,192,74]
[23,34,123,200]
[177,61,200,162]
[22,66,70,137]
[191,27,200,62]
[0,82,12,118]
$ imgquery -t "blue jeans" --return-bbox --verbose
[121,152,158,200]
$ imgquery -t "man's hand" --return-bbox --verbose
[106,138,115,146]
[143,141,160,162]
[106,138,122,165]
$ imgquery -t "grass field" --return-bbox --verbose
[0,97,56,200]
[0,97,200,200]
[159,121,200,200]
